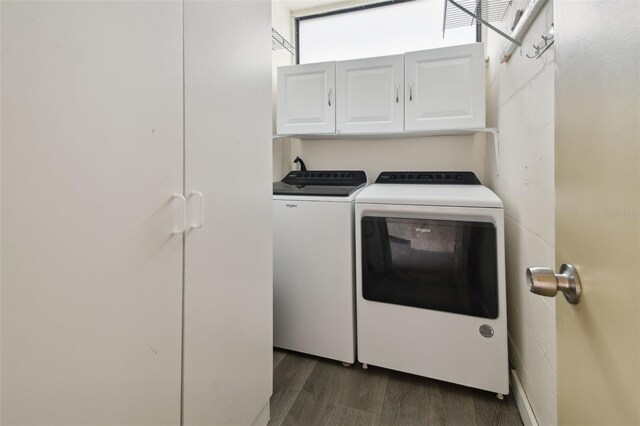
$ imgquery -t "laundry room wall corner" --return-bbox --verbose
[272,1,294,181]
[484,1,557,425]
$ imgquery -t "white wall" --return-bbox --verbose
[484,2,557,425]
[272,1,294,181]
[286,135,486,183]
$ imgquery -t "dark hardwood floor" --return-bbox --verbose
[270,349,523,426]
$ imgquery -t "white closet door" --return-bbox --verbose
[405,43,485,131]
[0,2,184,425]
[183,1,273,425]
[336,55,404,134]
[277,61,336,134]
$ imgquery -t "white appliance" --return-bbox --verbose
[355,171,508,395]
[273,170,367,364]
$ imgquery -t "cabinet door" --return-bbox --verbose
[1,2,184,425]
[405,43,485,131]
[337,55,404,134]
[277,61,336,134]
[183,1,272,425]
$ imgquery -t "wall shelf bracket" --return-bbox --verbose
[474,127,500,176]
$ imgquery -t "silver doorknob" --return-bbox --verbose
[526,264,582,304]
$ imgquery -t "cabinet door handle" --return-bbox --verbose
[172,193,187,235]
[409,82,413,101]
[190,191,204,230]
[396,84,399,103]
[328,89,332,106]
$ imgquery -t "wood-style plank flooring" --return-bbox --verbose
[270,349,523,426]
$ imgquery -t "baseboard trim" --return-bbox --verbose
[511,369,539,426]
[251,400,270,426]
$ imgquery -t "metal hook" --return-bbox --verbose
[526,44,541,58]
[527,24,555,59]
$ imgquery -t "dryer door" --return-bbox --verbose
[361,215,498,319]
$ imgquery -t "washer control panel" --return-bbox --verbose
[282,170,367,186]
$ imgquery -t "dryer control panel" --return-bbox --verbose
[375,171,480,185]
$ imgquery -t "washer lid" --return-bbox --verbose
[273,186,364,203]
[273,182,366,197]
[355,183,503,208]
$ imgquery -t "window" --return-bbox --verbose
[296,0,479,64]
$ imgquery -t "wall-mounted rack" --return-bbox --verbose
[272,28,295,56]
[498,0,548,62]
[443,0,519,45]
[526,24,554,59]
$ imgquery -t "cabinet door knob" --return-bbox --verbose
[396,84,399,103]
[328,89,332,106]
[409,82,413,101]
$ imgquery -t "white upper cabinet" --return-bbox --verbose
[277,61,336,135]
[405,43,485,131]
[336,55,404,134]
[276,43,485,136]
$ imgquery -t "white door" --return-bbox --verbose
[182,1,273,425]
[0,2,184,425]
[336,55,404,134]
[551,2,640,425]
[405,43,485,131]
[277,61,336,135]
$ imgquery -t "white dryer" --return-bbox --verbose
[273,170,367,364]
[355,171,508,395]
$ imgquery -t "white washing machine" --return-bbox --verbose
[355,171,508,395]
[273,170,367,364]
